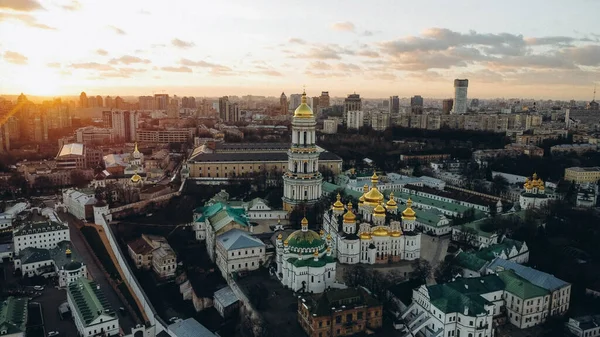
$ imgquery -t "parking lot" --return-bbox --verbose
[35,287,79,337]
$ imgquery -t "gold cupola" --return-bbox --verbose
[401,198,417,221]
[363,171,384,206]
[293,91,313,118]
[386,192,398,210]
[373,201,386,218]
[343,202,356,223]
[332,193,344,212]
[372,226,389,236]
[359,184,368,205]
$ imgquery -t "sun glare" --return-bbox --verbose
[16,68,62,97]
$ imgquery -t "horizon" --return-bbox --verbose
[1,0,599,100]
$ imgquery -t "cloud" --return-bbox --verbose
[100,67,147,78]
[561,45,600,66]
[71,62,114,71]
[308,61,332,71]
[295,46,342,60]
[0,0,43,11]
[138,9,150,15]
[161,66,192,73]
[46,62,61,68]
[109,55,151,65]
[253,70,282,77]
[357,50,379,58]
[335,63,361,72]
[171,38,195,48]
[524,36,576,45]
[3,51,28,65]
[179,58,232,72]
[60,0,80,11]
[288,38,306,44]
[96,49,108,56]
[331,21,355,32]
[304,70,346,78]
[0,12,55,29]
[108,25,126,35]
[362,30,374,37]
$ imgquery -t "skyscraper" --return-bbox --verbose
[105,96,114,109]
[311,96,320,114]
[111,110,137,142]
[167,99,179,118]
[319,91,330,109]
[280,92,287,114]
[389,96,399,114]
[344,93,362,118]
[410,95,424,114]
[138,96,154,110]
[288,94,302,112]
[79,92,88,108]
[115,96,125,109]
[219,96,229,120]
[452,79,469,114]
[102,111,112,129]
[154,94,169,110]
[96,95,103,108]
[442,99,454,114]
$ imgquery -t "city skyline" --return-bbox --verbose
[1,0,600,99]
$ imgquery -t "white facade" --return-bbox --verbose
[63,188,97,220]
[566,315,600,337]
[68,278,119,337]
[452,79,468,114]
[13,217,69,254]
[322,119,338,134]
[371,112,390,131]
[346,110,364,129]
[0,202,28,229]
[282,91,323,211]
[519,173,550,210]
[151,246,177,279]
[215,229,265,280]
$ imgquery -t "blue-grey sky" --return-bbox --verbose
[0,0,599,99]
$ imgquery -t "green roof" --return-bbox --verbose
[427,275,504,315]
[458,218,496,238]
[476,238,524,261]
[68,278,115,326]
[498,270,549,299]
[200,202,250,232]
[287,254,335,268]
[0,297,28,335]
[455,251,488,271]
[286,230,325,252]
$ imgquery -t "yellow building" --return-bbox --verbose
[564,167,600,183]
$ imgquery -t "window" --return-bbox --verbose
[336,316,341,324]
[357,312,363,320]
[346,314,352,322]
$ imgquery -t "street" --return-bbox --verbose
[61,213,135,333]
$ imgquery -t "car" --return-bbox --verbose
[168,317,180,323]
[48,331,59,337]
[33,286,44,291]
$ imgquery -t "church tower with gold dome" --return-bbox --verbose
[283,90,322,211]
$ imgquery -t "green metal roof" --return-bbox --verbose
[287,254,335,268]
[68,278,114,326]
[427,275,504,315]
[286,230,325,251]
[200,202,250,231]
[0,297,28,335]
[476,238,524,261]
[455,251,488,271]
[498,270,549,300]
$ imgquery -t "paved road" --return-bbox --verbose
[61,213,135,333]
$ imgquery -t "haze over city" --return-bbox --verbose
[1,0,600,99]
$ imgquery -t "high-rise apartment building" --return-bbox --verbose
[410,95,424,114]
[96,95,103,108]
[371,112,390,131]
[319,91,330,109]
[344,94,362,120]
[346,110,364,129]
[389,96,400,114]
[289,94,302,112]
[101,110,112,129]
[115,96,125,109]
[154,94,169,110]
[79,92,88,108]
[0,124,10,152]
[310,96,320,113]
[87,96,97,108]
[452,79,469,114]
[280,92,287,114]
[111,110,138,142]
[443,99,454,114]
[471,98,480,108]
[104,96,114,109]
[167,99,179,118]
[138,96,154,110]
[181,97,196,109]
[322,119,338,134]
[218,97,241,122]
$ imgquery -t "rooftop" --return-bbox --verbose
[57,143,84,157]
[498,270,549,300]
[67,278,115,326]
[213,286,239,308]
[486,258,570,291]
[566,166,600,172]
[127,237,155,255]
[14,219,68,237]
[169,318,215,337]
[216,229,264,251]
[302,287,381,317]
[0,297,28,336]
[199,202,250,231]
[189,151,340,163]
[427,275,504,315]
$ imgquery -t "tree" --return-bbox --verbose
[409,259,432,282]
[7,172,28,197]
[70,170,88,187]
[453,226,479,246]
[491,175,509,196]
[434,257,463,283]
[34,176,53,192]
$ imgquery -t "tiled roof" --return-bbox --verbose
[216,229,264,251]
[303,287,380,317]
[486,258,569,291]
[428,275,504,315]
[455,251,488,271]
[13,220,68,237]
[169,318,215,337]
[498,270,549,299]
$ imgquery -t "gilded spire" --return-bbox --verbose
[371,171,379,185]
[301,216,309,231]
[332,193,344,211]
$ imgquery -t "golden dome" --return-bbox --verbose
[390,230,402,237]
[533,172,538,180]
[277,233,282,240]
[319,229,325,236]
[372,226,389,236]
[373,202,386,218]
[371,171,379,185]
[359,232,372,240]
[301,217,309,226]
[66,248,72,254]
[284,239,289,246]
[358,195,365,204]
[326,246,331,252]
[131,174,142,183]
[293,91,313,118]
[343,205,356,223]
[313,249,319,256]
[363,184,369,193]
[402,198,416,220]
[326,233,331,240]
[364,187,384,205]
[332,193,344,211]
[386,192,398,208]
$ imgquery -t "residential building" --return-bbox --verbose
[55,143,85,170]
[75,127,112,145]
[168,318,216,337]
[276,217,337,293]
[565,315,600,337]
[564,167,600,183]
[138,96,154,110]
[322,119,338,134]
[213,286,239,319]
[452,79,469,114]
[319,91,330,109]
[104,96,114,110]
[346,111,364,129]
[13,210,69,254]
[62,189,97,220]
[167,99,179,118]
[0,297,28,337]
[0,202,28,229]
[154,94,169,110]
[344,94,362,118]
[136,128,194,143]
[110,110,138,142]
[551,143,597,154]
[389,96,400,114]
[152,245,177,279]
[283,91,323,211]
[127,236,154,269]
[371,112,390,131]
[280,92,287,114]
[410,95,424,114]
[298,287,383,337]
[79,92,88,108]
[101,110,112,129]
[215,229,265,280]
[68,278,119,337]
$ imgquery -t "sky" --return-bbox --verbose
[0,0,600,100]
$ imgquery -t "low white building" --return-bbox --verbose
[215,229,265,280]
[152,246,177,279]
[565,315,600,337]
[0,202,28,229]
[322,119,338,134]
[13,213,70,254]
[62,188,97,220]
[68,278,119,337]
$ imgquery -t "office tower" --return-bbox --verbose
[96,95,103,108]
[114,96,125,109]
[280,92,287,114]
[443,99,454,114]
[389,96,399,114]
[154,94,169,110]
[410,95,424,114]
[344,94,362,119]
[138,96,154,110]
[346,110,364,129]
[105,96,114,109]
[79,92,88,108]
[111,110,138,142]
[452,79,469,114]
[319,91,330,108]
[288,94,302,111]
[167,99,179,118]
